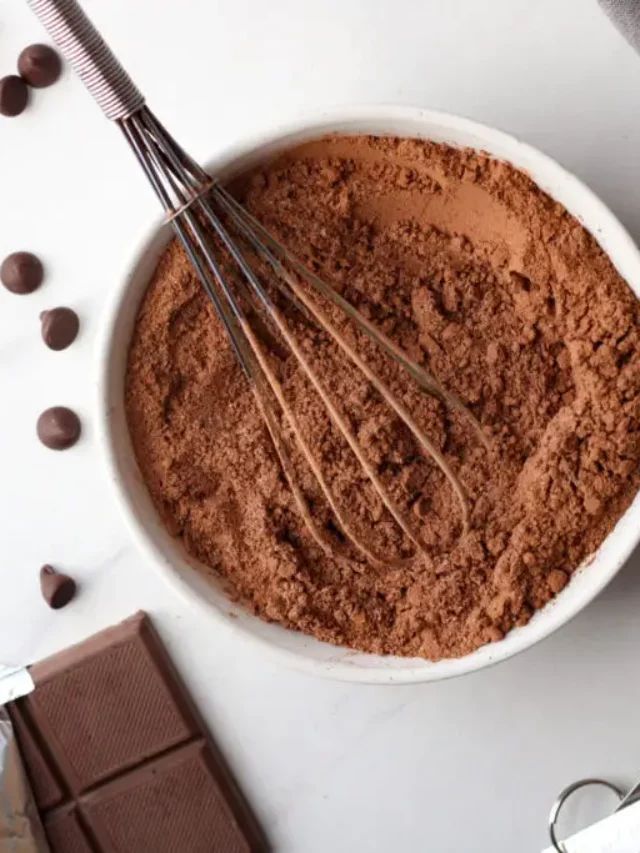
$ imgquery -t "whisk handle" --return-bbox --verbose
[26,0,144,120]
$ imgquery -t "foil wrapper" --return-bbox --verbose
[0,665,49,852]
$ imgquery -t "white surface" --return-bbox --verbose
[98,105,640,685]
[1,0,640,849]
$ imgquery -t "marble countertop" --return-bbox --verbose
[2,0,640,850]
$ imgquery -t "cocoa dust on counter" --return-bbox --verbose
[125,135,640,659]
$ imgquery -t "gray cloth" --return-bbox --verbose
[600,0,640,54]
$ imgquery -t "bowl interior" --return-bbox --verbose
[97,107,640,683]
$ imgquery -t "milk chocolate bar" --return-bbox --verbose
[8,612,267,852]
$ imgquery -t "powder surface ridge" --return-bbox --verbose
[125,135,640,659]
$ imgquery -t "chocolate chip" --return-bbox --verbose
[40,565,76,609]
[1,252,43,294]
[37,406,81,450]
[18,44,61,88]
[40,307,79,350]
[0,75,29,116]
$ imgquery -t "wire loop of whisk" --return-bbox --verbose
[120,106,488,568]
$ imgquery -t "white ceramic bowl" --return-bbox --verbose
[97,105,640,684]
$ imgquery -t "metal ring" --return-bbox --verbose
[165,179,215,223]
[548,777,625,852]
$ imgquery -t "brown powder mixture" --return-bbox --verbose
[125,135,640,659]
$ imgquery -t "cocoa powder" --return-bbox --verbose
[125,135,640,659]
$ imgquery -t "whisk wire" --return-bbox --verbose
[121,106,481,565]
[124,111,412,567]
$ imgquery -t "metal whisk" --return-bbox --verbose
[29,0,489,568]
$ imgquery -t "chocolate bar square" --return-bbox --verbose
[8,612,267,852]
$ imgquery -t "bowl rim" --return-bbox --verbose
[95,103,640,683]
